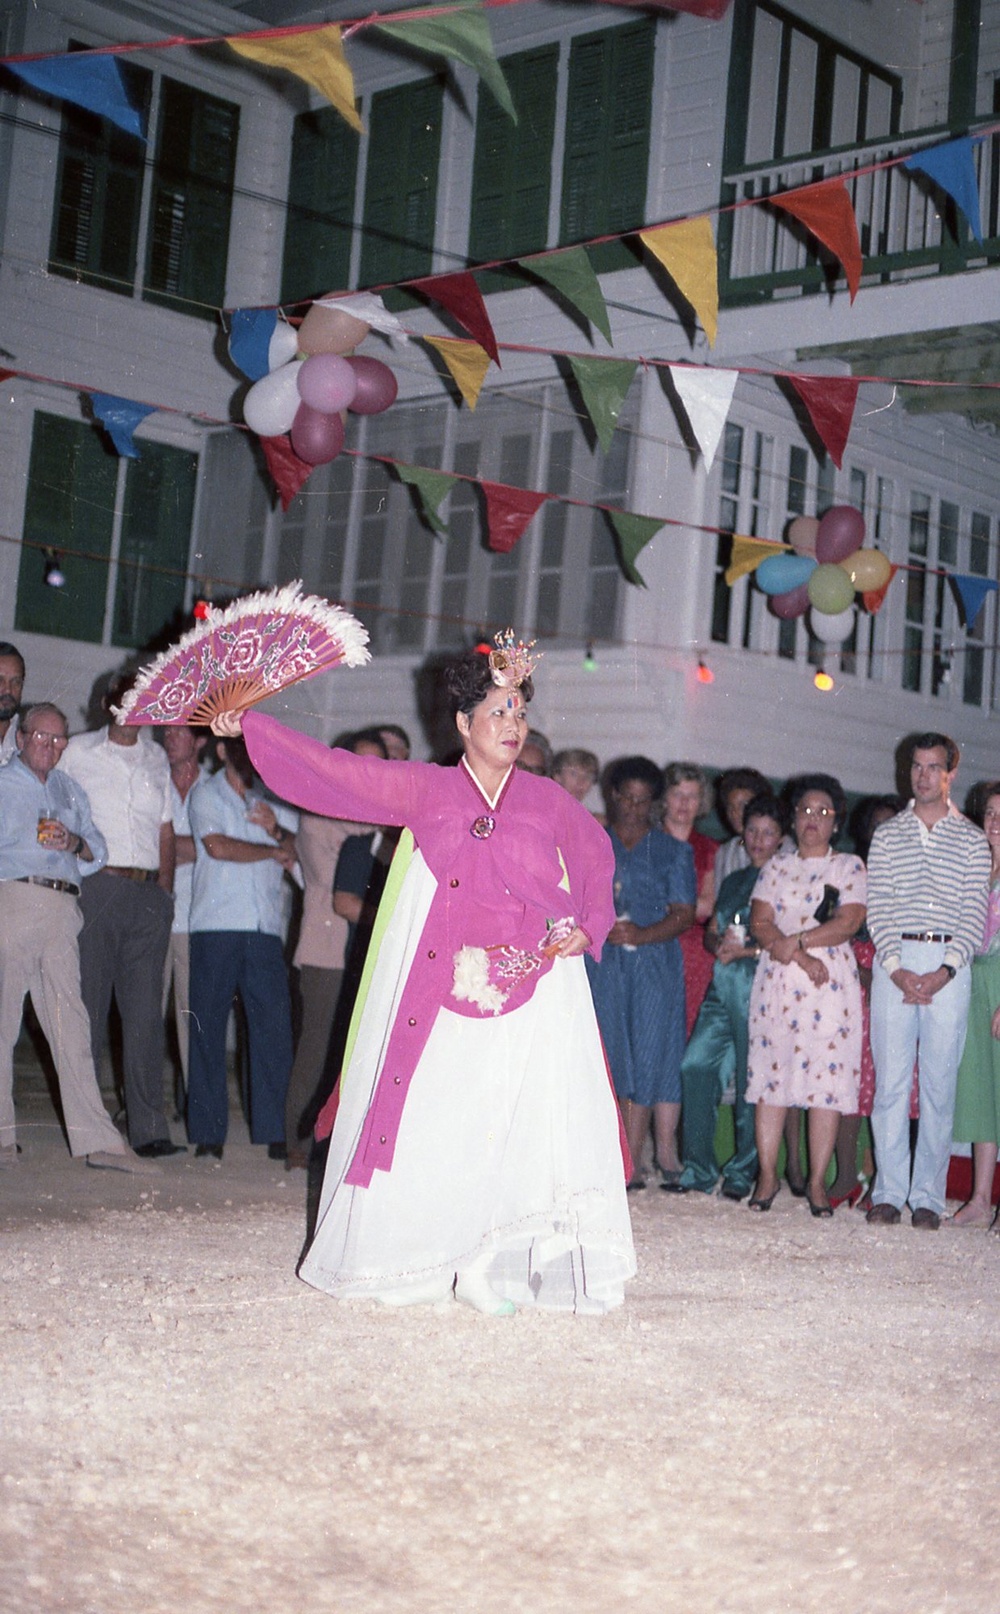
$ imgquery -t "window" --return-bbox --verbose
[359,76,444,289]
[16,413,196,647]
[282,108,360,304]
[468,46,558,282]
[274,385,628,653]
[561,19,654,270]
[964,511,991,706]
[50,63,239,318]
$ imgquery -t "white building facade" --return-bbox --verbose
[2,0,1000,803]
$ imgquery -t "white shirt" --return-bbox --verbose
[0,714,19,767]
[170,763,212,935]
[188,769,298,936]
[59,728,172,869]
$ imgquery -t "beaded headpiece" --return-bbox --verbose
[487,628,540,690]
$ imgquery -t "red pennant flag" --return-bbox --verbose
[259,433,314,511]
[770,178,863,301]
[408,272,500,366]
[863,564,898,616]
[481,482,549,553]
[786,375,860,469]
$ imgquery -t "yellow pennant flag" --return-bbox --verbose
[724,536,785,587]
[640,216,719,346]
[228,25,362,134]
[424,336,492,410]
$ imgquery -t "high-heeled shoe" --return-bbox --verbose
[806,1192,834,1218]
[748,1182,782,1212]
[828,1182,863,1210]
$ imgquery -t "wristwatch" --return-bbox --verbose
[941,962,956,980]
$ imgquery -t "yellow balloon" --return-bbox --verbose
[842,548,892,590]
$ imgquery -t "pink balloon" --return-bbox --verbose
[769,582,811,620]
[347,357,398,415]
[290,403,345,465]
[816,505,865,565]
[297,354,358,414]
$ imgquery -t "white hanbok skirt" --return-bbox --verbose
[299,852,636,1313]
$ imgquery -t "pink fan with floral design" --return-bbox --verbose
[113,583,370,726]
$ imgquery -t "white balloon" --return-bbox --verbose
[268,320,300,371]
[243,360,303,437]
[810,605,856,644]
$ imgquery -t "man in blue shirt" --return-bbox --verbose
[0,705,157,1172]
[186,735,298,1160]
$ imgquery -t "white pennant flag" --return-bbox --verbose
[315,291,408,341]
[668,365,738,470]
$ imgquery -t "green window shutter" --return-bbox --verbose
[561,19,654,272]
[282,108,360,303]
[16,414,118,642]
[144,79,239,318]
[113,441,197,649]
[359,76,443,290]
[48,56,151,294]
[469,45,558,288]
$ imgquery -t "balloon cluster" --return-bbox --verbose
[756,506,893,644]
[241,302,399,465]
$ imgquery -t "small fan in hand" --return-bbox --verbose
[113,582,370,727]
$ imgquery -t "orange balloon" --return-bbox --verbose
[842,547,892,591]
[298,302,370,356]
[787,515,819,556]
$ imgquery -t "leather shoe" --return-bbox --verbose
[134,1139,187,1158]
[194,1143,223,1160]
[720,1183,748,1201]
[866,1202,901,1225]
[911,1207,940,1231]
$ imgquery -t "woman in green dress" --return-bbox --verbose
[672,795,785,1200]
[950,781,1000,1229]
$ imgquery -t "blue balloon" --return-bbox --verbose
[756,553,817,596]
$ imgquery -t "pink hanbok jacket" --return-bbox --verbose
[244,713,616,1186]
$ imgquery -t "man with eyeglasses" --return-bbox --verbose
[866,732,991,1231]
[0,641,25,767]
[0,705,156,1172]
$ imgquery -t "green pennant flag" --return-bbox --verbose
[567,357,637,454]
[376,0,516,123]
[518,247,612,344]
[607,510,664,588]
[393,463,459,535]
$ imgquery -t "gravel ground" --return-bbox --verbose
[2,1054,998,1614]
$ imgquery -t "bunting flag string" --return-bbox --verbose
[606,511,665,587]
[724,537,786,587]
[567,356,638,452]
[480,482,549,553]
[89,394,157,457]
[785,375,860,469]
[667,365,738,469]
[904,136,984,245]
[259,434,314,511]
[227,24,362,133]
[6,53,145,138]
[768,178,863,301]
[950,572,998,627]
[517,247,613,344]
[407,272,500,365]
[393,463,460,533]
[423,336,492,409]
[375,0,516,123]
[639,217,719,346]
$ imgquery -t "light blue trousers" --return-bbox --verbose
[870,942,971,1215]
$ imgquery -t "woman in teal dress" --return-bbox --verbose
[673,795,785,1200]
[950,781,1000,1229]
[587,758,696,1189]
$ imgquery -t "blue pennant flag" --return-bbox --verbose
[904,136,983,245]
[228,308,279,383]
[950,572,997,628]
[9,53,145,140]
[91,394,156,458]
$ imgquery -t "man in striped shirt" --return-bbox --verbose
[866,733,991,1230]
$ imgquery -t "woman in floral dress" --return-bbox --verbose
[746,775,866,1215]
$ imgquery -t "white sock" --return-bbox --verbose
[455,1256,516,1317]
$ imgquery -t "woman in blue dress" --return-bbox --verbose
[588,758,696,1189]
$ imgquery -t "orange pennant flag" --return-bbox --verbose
[639,216,719,345]
[424,336,492,410]
[770,178,863,301]
[228,25,362,133]
[863,564,899,615]
[724,536,785,587]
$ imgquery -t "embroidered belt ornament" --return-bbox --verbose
[451,917,576,1016]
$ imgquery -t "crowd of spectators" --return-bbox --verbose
[3,635,999,1233]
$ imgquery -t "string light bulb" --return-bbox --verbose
[696,658,714,685]
[43,549,65,588]
[814,669,835,692]
[583,642,597,672]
